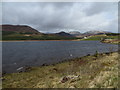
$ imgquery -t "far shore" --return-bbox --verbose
[0,39,81,42]
[1,39,120,45]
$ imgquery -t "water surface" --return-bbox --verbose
[2,41,118,73]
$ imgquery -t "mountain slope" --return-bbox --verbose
[1,25,79,40]
[55,31,74,37]
[1,25,41,34]
[69,31,81,36]
[84,30,110,35]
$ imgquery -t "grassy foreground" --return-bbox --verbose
[2,52,119,88]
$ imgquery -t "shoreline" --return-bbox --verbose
[0,39,81,42]
[3,51,118,74]
[101,39,120,44]
[2,51,119,88]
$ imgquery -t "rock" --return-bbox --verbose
[105,52,110,55]
[2,71,6,76]
[17,67,24,71]
[24,66,31,72]
[53,68,58,71]
[87,54,91,56]
[61,76,70,83]
[42,63,48,66]
[61,75,80,83]
[17,66,31,73]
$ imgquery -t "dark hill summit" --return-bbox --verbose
[55,31,74,37]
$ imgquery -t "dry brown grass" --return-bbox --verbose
[2,52,119,88]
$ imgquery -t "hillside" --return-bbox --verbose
[55,31,74,37]
[1,25,79,40]
[1,25,41,34]
[68,31,81,37]
[83,30,110,35]
[1,25,119,41]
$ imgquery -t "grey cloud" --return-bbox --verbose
[2,2,118,33]
[85,2,117,16]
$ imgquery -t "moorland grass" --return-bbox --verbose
[2,52,119,88]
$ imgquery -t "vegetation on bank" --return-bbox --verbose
[101,39,120,44]
[2,31,79,40]
[1,31,120,41]
[83,35,119,41]
[2,52,119,88]
[81,34,120,44]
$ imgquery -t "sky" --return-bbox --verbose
[2,2,118,33]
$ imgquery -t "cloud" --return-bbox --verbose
[2,2,118,33]
[85,2,117,16]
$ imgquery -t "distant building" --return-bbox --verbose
[84,37,87,39]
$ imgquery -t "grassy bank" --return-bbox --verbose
[83,35,119,41]
[2,35,79,40]
[2,31,119,42]
[82,35,120,44]
[2,51,119,88]
[101,39,120,44]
